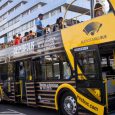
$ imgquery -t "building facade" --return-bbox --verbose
[0,0,91,43]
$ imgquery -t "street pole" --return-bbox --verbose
[91,0,95,18]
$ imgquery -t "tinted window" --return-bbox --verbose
[77,50,99,79]
[36,53,72,81]
[53,55,60,79]
[0,64,8,81]
[8,63,14,80]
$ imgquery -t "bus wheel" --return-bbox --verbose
[60,92,77,115]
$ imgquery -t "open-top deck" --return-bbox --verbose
[0,31,64,63]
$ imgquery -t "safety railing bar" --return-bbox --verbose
[64,7,103,22]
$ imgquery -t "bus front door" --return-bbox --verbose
[73,45,106,115]
[14,61,27,103]
[99,43,115,114]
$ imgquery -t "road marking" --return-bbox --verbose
[0,109,26,115]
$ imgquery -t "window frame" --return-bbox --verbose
[32,53,73,82]
[0,63,8,81]
[73,45,102,81]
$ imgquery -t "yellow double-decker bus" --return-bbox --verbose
[0,0,115,115]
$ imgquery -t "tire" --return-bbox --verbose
[59,91,78,115]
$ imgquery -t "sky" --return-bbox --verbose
[0,0,111,43]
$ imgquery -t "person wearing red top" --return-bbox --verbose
[13,35,20,45]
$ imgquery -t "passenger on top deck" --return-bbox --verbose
[45,25,51,34]
[94,3,104,17]
[1,43,5,49]
[58,17,66,29]
[10,40,14,46]
[94,0,110,17]
[13,35,21,45]
[18,34,22,43]
[29,30,36,40]
[24,32,29,41]
[53,18,60,32]
[35,13,45,37]
[53,17,66,32]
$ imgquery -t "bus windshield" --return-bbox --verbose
[76,47,100,80]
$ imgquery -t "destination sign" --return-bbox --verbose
[13,41,35,56]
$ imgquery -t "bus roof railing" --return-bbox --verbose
[64,6,103,24]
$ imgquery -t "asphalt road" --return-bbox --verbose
[0,103,58,115]
[0,103,115,115]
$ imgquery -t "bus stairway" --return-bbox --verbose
[15,94,27,104]
[2,91,9,101]
[108,94,115,113]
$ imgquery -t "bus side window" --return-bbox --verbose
[53,55,60,80]
[101,56,115,76]
[53,63,60,79]
[77,50,98,79]
[24,60,32,81]
[63,62,71,80]
[8,63,14,81]
[41,56,53,80]
[33,59,42,81]
[0,64,8,81]
[58,54,72,80]
[40,55,61,81]
[39,53,72,81]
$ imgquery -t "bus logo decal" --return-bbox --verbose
[83,22,102,36]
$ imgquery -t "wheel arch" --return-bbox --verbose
[55,84,105,115]
[55,83,77,110]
